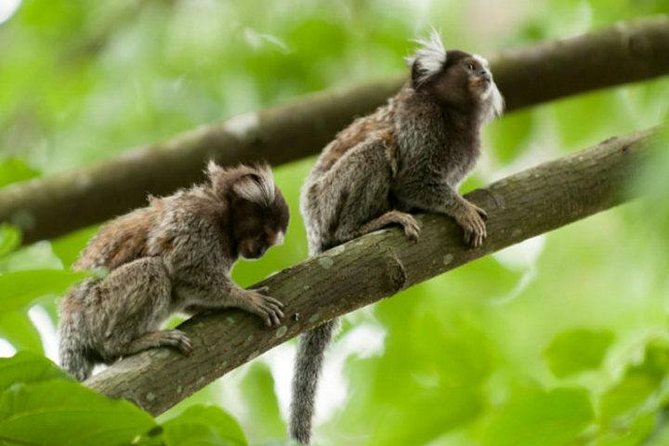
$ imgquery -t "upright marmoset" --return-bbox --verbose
[290,31,504,444]
[58,162,289,381]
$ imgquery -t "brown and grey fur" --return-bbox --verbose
[58,162,289,381]
[290,31,504,444]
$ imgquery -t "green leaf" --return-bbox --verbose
[592,411,656,446]
[161,405,248,446]
[0,241,64,273]
[553,91,634,150]
[487,108,537,162]
[0,158,40,189]
[0,224,21,258]
[599,342,669,426]
[51,226,98,269]
[481,387,594,446]
[0,352,69,393]
[0,353,156,446]
[0,380,156,446]
[0,269,91,312]
[239,363,285,443]
[337,300,494,445]
[600,372,659,424]
[544,328,614,378]
[0,311,44,353]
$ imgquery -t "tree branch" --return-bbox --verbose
[2,17,668,244]
[85,127,656,415]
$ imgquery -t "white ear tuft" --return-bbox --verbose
[207,160,225,178]
[232,165,276,207]
[484,83,505,123]
[406,27,447,86]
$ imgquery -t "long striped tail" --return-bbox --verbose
[289,318,339,444]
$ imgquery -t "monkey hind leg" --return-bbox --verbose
[121,329,193,357]
[93,257,175,362]
[290,318,340,445]
[359,209,420,241]
[305,138,394,250]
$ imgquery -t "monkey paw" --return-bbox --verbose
[159,329,193,356]
[245,289,285,327]
[396,213,421,242]
[365,210,421,242]
[454,201,487,248]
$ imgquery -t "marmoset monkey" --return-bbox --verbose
[290,31,504,444]
[58,162,289,381]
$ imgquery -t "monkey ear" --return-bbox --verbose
[231,165,276,207]
[406,28,446,87]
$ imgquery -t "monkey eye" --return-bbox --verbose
[467,63,475,71]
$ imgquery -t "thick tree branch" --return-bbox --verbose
[86,128,656,415]
[1,17,668,244]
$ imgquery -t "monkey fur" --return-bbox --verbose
[58,162,289,381]
[289,31,504,444]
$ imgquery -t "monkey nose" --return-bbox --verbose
[479,71,491,82]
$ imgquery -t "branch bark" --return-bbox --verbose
[2,17,668,244]
[86,127,656,415]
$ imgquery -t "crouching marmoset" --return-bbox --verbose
[58,162,289,381]
[289,31,504,444]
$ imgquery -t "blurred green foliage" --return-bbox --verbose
[544,328,614,378]
[0,352,247,446]
[0,0,668,445]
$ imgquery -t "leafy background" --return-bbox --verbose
[1,0,669,445]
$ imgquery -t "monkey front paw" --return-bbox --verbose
[454,201,487,248]
[244,289,285,327]
[159,329,193,356]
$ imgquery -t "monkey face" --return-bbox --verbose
[409,41,503,120]
[237,227,285,259]
[428,51,493,106]
[464,55,494,96]
[207,162,290,260]
[230,187,289,260]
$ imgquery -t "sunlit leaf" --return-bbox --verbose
[0,311,43,353]
[0,353,156,446]
[553,91,634,150]
[599,342,669,425]
[51,226,98,268]
[0,269,90,312]
[0,352,68,393]
[337,294,495,445]
[0,158,40,189]
[481,387,594,446]
[0,241,64,273]
[593,342,669,444]
[488,108,537,162]
[161,405,248,446]
[592,411,656,446]
[0,224,21,258]
[0,380,157,446]
[240,363,285,443]
[544,328,614,378]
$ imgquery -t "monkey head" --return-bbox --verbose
[407,30,504,122]
[207,161,290,259]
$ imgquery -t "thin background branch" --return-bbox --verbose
[0,17,667,244]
